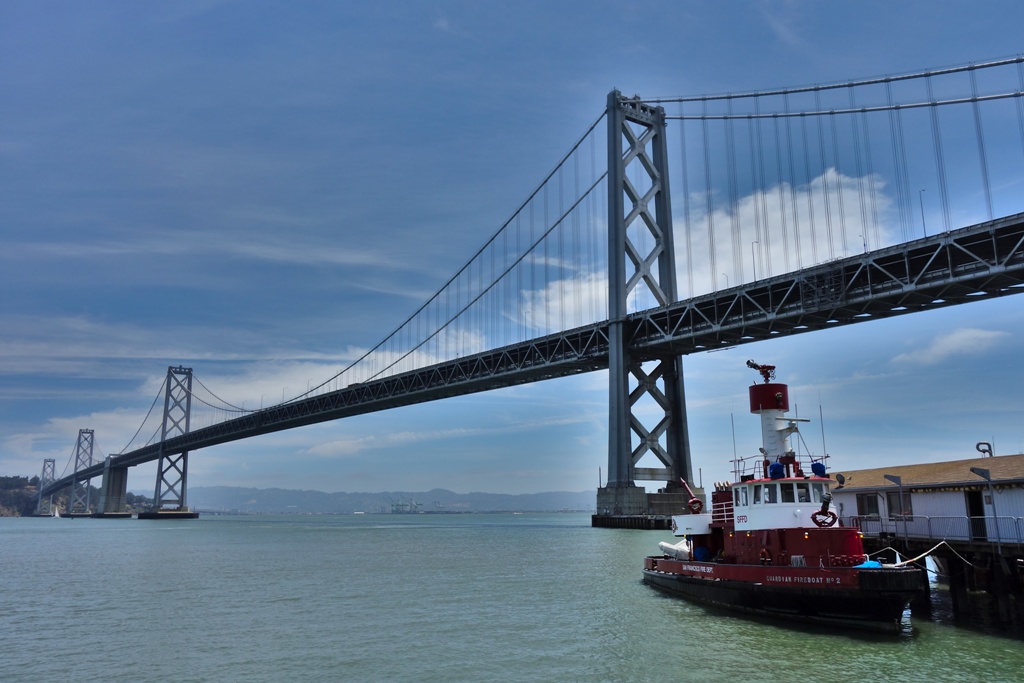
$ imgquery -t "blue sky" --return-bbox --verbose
[3,1,1024,496]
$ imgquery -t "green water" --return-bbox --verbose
[2,514,1020,682]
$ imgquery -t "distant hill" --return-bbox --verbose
[186,486,596,515]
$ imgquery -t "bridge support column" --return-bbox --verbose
[594,91,694,528]
[94,456,132,518]
[142,366,199,519]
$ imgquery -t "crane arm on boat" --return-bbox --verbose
[678,478,704,514]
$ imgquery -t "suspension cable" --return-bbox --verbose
[643,55,1024,104]
[117,374,167,454]
[289,110,608,402]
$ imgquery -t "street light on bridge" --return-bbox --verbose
[919,189,927,237]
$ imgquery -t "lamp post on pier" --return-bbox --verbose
[883,474,906,546]
[970,467,1001,554]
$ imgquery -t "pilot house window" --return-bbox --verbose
[795,483,810,503]
[781,484,796,503]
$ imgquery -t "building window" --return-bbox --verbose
[855,493,879,517]
[886,491,913,518]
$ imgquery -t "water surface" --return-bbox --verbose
[2,514,1020,682]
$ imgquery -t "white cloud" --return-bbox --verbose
[676,169,896,297]
[304,415,587,459]
[891,328,1010,366]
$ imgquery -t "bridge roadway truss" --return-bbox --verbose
[40,212,1024,499]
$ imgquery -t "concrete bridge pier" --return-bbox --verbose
[93,456,132,518]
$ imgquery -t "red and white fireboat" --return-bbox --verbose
[642,361,926,633]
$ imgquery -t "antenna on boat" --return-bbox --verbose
[730,412,739,482]
[819,400,828,463]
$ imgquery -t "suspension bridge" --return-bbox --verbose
[36,57,1024,524]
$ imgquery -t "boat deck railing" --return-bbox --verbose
[843,514,1024,547]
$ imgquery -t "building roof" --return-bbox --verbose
[833,453,1024,492]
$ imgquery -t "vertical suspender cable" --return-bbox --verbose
[829,107,849,256]
[814,90,836,260]
[517,212,524,341]
[725,98,742,279]
[678,104,694,298]
[745,114,761,278]
[926,73,952,233]
[544,183,550,332]
[754,97,772,278]
[784,93,803,269]
[590,132,599,323]
[529,201,535,334]
[702,102,718,290]
[573,151,581,327]
[772,113,792,272]
[1017,61,1024,164]
[886,80,912,241]
[561,161,569,329]
[748,113,764,279]
[848,86,871,251]
[800,112,819,264]
[970,67,994,221]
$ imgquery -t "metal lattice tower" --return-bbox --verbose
[153,366,193,511]
[35,458,56,516]
[68,429,94,514]
[604,91,692,506]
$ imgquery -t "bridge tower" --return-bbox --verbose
[143,365,198,518]
[67,429,95,516]
[35,458,56,516]
[596,91,695,524]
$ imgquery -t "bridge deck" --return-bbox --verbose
[42,212,1024,497]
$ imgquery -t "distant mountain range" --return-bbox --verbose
[185,486,596,514]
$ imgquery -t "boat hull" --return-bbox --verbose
[642,557,925,633]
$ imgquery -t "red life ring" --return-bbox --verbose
[688,498,704,515]
[811,510,838,528]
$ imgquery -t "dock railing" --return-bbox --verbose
[844,514,1024,546]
